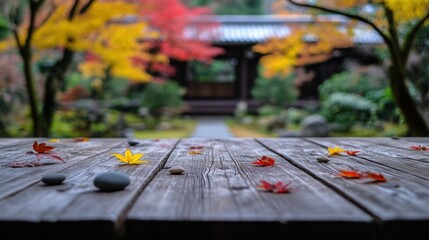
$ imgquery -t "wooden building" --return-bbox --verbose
[171,15,383,115]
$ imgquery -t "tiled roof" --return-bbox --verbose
[187,15,383,45]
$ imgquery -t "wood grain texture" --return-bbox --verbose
[259,138,429,239]
[1,137,429,240]
[126,138,372,240]
[305,137,429,180]
[0,138,178,240]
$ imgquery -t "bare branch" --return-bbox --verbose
[79,0,96,14]
[402,10,429,62]
[287,0,392,46]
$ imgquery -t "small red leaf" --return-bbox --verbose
[364,172,387,182]
[411,145,429,151]
[252,155,275,166]
[337,169,362,179]
[189,145,204,149]
[346,150,360,156]
[33,141,55,154]
[258,180,294,194]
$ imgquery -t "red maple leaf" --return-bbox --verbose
[189,145,204,149]
[364,172,387,182]
[33,141,54,154]
[337,169,362,179]
[346,150,360,156]
[410,145,429,150]
[258,180,294,194]
[29,141,65,163]
[251,156,275,166]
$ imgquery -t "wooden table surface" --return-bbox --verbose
[0,137,428,240]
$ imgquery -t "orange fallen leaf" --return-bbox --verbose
[189,150,203,154]
[73,137,90,142]
[346,150,360,156]
[364,172,387,182]
[410,145,429,151]
[251,155,275,166]
[337,169,362,179]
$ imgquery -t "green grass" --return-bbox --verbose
[226,118,277,138]
[133,118,197,139]
[331,122,407,137]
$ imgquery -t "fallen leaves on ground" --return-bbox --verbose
[9,141,64,168]
[410,145,429,151]
[336,169,387,182]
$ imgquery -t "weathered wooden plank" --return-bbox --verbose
[259,138,429,240]
[0,138,124,198]
[126,138,372,240]
[359,137,429,162]
[305,137,429,180]
[0,138,35,149]
[398,137,429,144]
[0,138,179,240]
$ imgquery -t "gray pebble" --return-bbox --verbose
[42,173,66,185]
[127,139,140,146]
[316,156,330,163]
[94,171,130,192]
[169,166,185,175]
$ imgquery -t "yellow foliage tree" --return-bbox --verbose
[253,23,353,78]
[0,0,157,136]
[255,0,429,136]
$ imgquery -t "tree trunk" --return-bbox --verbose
[42,49,75,136]
[389,65,429,136]
[21,48,42,137]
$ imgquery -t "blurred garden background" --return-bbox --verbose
[0,0,428,138]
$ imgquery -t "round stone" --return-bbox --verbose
[169,166,185,175]
[93,171,131,192]
[41,173,66,185]
[127,139,140,146]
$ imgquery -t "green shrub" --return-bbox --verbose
[286,107,310,125]
[318,71,385,100]
[251,69,298,107]
[320,92,377,132]
[318,70,404,123]
[139,81,186,118]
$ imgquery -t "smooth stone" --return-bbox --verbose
[127,139,140,146]
[316,156,330,163]
[169,166,185,175]
[42,173,66,185]
[93,171,130,192]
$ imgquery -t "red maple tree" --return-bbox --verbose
[138,0,224,63]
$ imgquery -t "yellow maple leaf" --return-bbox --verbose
[327,146,346,157]
[189,151,203,155]
[112,149,149,165]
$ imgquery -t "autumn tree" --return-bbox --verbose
[138,0,223,64]
[1,0,105,136]
[265,0,429,136]
[79,0,224,87]
[0,0,218,136]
